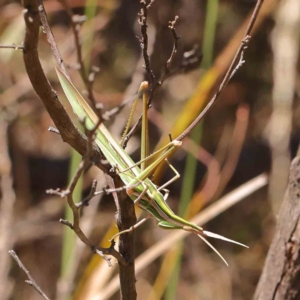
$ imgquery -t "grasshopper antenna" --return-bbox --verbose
[197,230,248,266]
[203,230,249,248]
[197,234,229,266]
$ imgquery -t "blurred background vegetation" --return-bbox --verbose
[0,0,299,299]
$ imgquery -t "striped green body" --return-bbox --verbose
[56,68,248,265]
[56,68,202,234]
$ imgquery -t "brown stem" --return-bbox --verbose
[107,175,137,300]
[22,0,108,172]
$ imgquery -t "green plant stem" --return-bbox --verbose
[83,0,97,71]
[60,149,83,297]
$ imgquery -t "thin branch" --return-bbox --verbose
[36,0,69,78]
[23,3,135,297]
[176,0,264,142]
[58,0,101,109]
[166,15,180,72]
[122,9,201,148]
[22,0,108,173]
[8,250,50,300]
[76,179,98,208]
[138,0,156,85]
[56,176,105,300]
[121,0,256,149]
[47,118,127,267]
[0,44,24,50]
[229,35,250,80]
[147,107,221,204]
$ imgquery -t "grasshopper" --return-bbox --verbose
[56,68,247,265]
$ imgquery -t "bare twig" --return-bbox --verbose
[121,1,158,149]
[105,22,155,128]
[166,16,180,72]
[147,107,221,205]
[229,35,250,80]
[58,0,100,109]
[36,0,68,77]
[138,0,156,85]
[8,250,50,300]
[47,118,127,267]
[22,0,108,173]
[56,175,105,300]
[0,9,109,110]
[0,44,24,50]
[176,0,264,142]
[158,15,196,84]
[76,179,98,208]
[26,1,136,297]
[122,8,201,148]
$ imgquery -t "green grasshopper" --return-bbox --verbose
[56,68,247,265]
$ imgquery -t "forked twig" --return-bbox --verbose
[47,119,127,267]
[123,3,183,148]
[21,0,133,297]
[166,15,180,72]
[22,0,108,173]
[138,0,156,85]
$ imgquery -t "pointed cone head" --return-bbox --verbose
[203,230,248,248]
